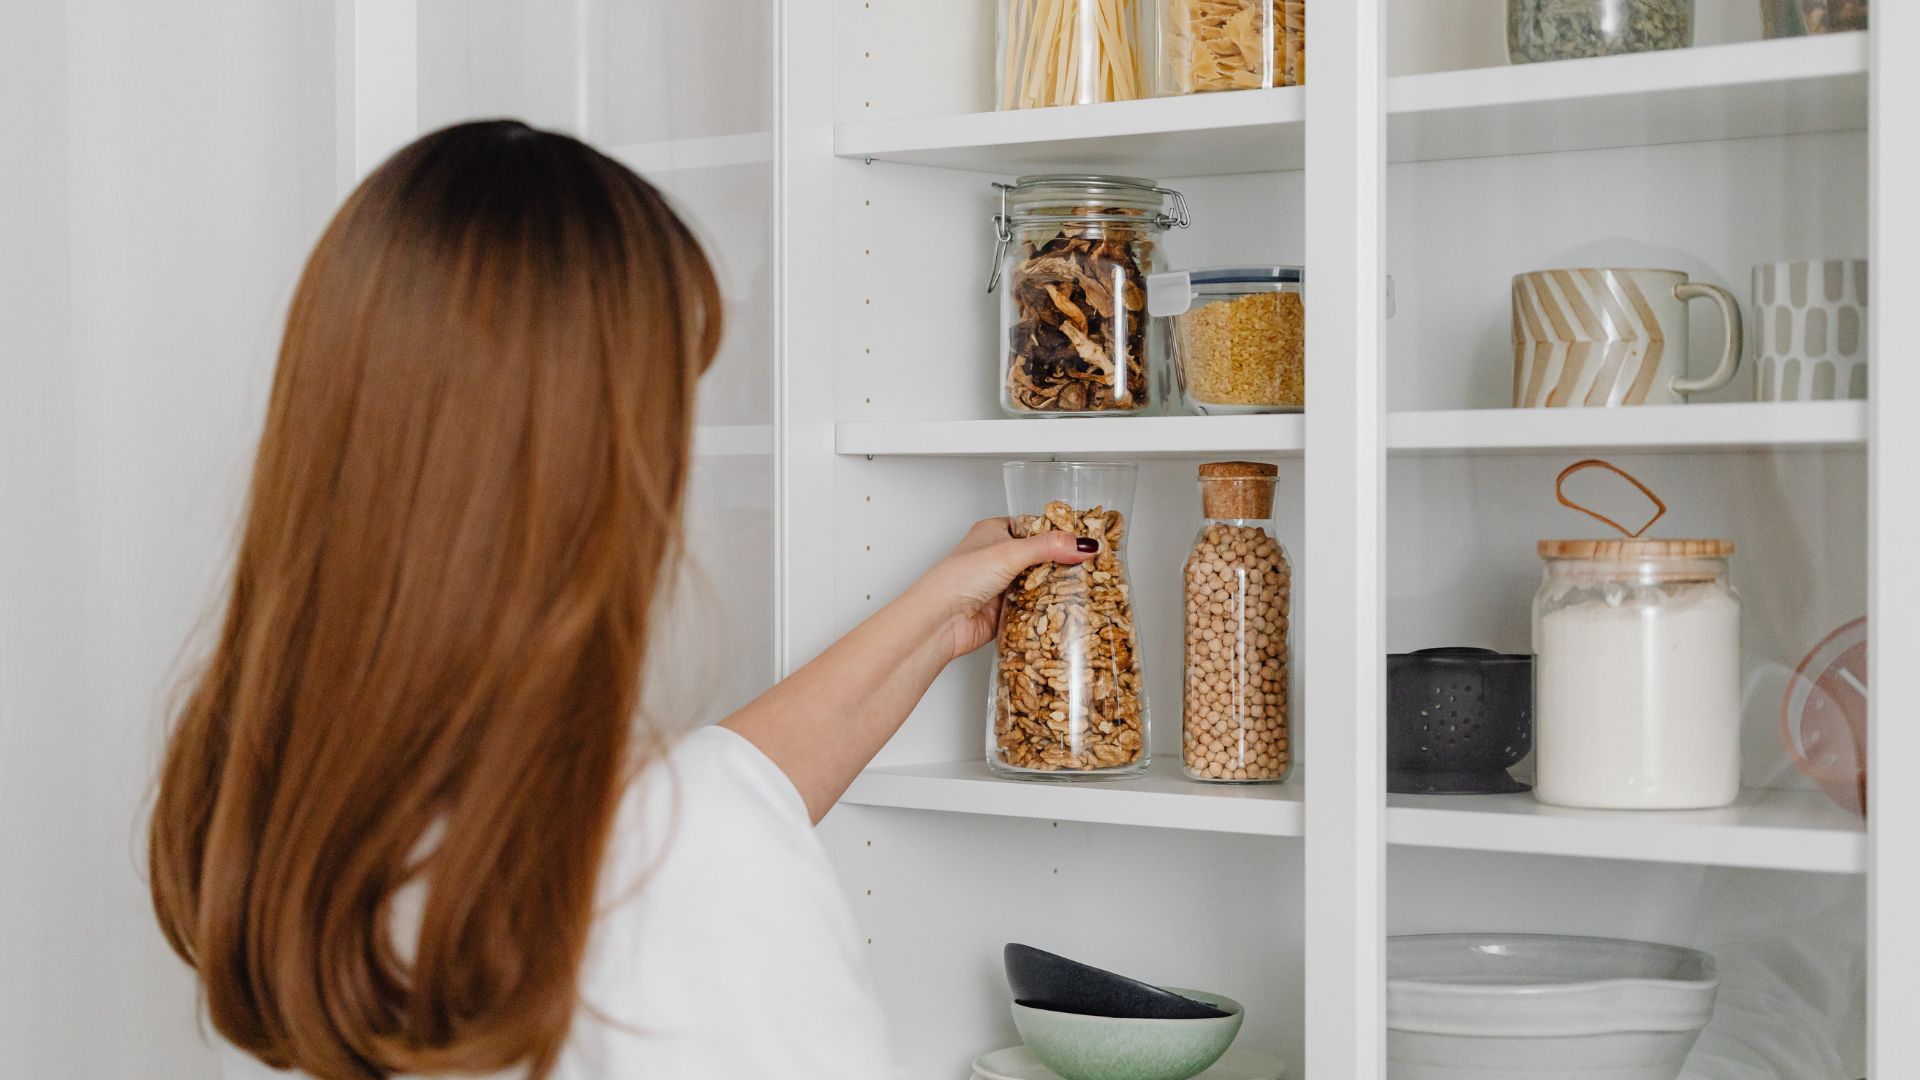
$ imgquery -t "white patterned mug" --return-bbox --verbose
[1512,268,1743,407]
[1752,259,1869,402]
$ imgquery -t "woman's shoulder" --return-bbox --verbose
[599,724,820,904]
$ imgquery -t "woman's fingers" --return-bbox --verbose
[961,530,1097,604]
[949,517,1016,558]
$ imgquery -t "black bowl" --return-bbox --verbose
[1387,647,1533,795]
[1003,943,1229,1020]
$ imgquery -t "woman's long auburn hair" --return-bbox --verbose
[149,120,720,1078]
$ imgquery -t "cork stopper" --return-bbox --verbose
[1198,460,1278,519]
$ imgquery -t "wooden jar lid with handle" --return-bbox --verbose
[1537,538,1734,559]
[1198,460,1278,519]
[1538,538,1734,582]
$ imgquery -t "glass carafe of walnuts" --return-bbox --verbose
[1183,462,1292,783]
[989,461,1149,780]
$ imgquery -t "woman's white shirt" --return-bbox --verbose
[220,725,895,1079]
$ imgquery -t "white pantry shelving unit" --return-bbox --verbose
[354,2,1915,1078]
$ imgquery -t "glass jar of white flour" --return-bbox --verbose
[1532,538,1741,809]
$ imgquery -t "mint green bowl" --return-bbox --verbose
[1011,987,1245,1080]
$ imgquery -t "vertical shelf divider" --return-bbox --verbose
[773,0,838,676]
[1301,1,1388,1078]
[334,0,419,195]
[1868,8,1917,1075]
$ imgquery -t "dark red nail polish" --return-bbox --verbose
[1075,538,1098,553]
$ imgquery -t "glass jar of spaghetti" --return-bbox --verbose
[997,0,1151,109]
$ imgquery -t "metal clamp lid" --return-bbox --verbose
[986,177,1190,293]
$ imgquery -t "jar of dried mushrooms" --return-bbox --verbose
[989,461,1149,779]
[990,175,1190,417]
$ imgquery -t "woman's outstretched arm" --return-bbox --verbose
[723,518,1096,823]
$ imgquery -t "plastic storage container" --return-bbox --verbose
[1506,0,1693,63]
[1149,266,1305,414]
[990,175,1189,417]
[990,461,1149,779]
[997,0,1150,110]
[1182,461,1292,783]
[1532,538,1741,809]
[1157,0,1306,95]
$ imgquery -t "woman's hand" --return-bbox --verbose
[724,516,1097,823]
[911,517,1099,662]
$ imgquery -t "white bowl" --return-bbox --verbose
[1386,934,1718,1080]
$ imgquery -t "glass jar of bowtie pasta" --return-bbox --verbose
[1158,0,1306,95]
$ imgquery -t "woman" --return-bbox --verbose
[148,120,1095,1079]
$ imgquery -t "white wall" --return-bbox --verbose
[0,3,337,1076]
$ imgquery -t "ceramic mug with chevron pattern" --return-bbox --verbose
[1511,268,1743,408]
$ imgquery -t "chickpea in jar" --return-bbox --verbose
[1182,462,1292,783]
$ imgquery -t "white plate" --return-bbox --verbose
[972,1044,1286,1080]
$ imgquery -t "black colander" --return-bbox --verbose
[1387,647,1533,795]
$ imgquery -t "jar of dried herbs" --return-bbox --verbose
[989,175,1190,417]
[1506,0,1693,64]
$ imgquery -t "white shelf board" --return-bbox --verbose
[1386,401,1866,455]
[836,87,1305,176]
[836,414,1305,458]
[605,132,771,174]
[1387,788,1865,874]
[834,35,1864,176]
[1387,33,1867,163]
[842,758,1304,837]
[843,761,1860,871]
[834,403,1862,458]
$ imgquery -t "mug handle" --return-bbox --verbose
[1669,282,1744,395]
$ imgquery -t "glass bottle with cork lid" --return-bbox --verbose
[1532,460,1741,810]
[1183,461,1293,784]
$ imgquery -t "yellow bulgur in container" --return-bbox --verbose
[1150,265,1305,414]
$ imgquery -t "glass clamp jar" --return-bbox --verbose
[997,0,1151,110]
[1148,265,1305,414]
[1506,0,1694,64]
[1158,0,1306,95]
[988,175,1190,418]
[1182,461,1292,783]
[990,461,1149,780]
[1532,538,1740,809]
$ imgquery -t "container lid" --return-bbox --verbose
[1198,461,1280,480]
[1538,539,1734,559]
[1148,266,1303,316]
[1002,173,1167,209]
[994,175,1188,225]
[1198,461,1278,519]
